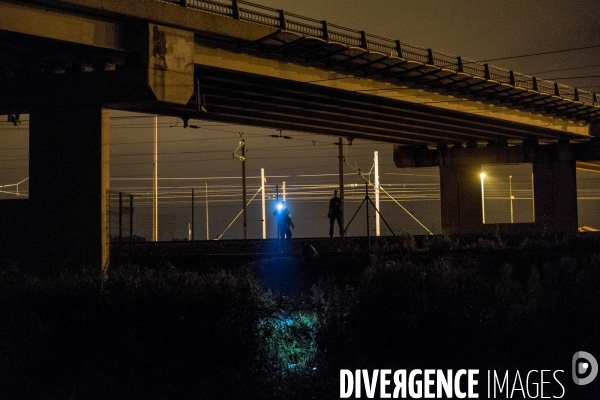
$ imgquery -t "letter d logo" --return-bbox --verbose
[572,351,598,385]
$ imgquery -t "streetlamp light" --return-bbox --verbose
[480,173,486,224]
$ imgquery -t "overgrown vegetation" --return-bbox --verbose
[2,238,600,398]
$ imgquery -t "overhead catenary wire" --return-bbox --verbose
[476,44,600,63]
[526,63,600,75]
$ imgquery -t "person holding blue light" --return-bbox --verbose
[274,201,294,252]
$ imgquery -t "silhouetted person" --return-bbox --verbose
[274,201,294,252]
[328,189,343,238]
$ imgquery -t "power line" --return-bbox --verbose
[526,64,600,75]
[545,75,600,81]
[477,44,600,62]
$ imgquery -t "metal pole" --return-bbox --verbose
[509,175,513,223]
[531,172,535,222]
[374,151,380,236]
[261,168,266,239]
[458,179,462,249]
[551,165,555,234]
[276,183,280,252]
[152,114,158,241]
[480,173,486,224]
[130,194,134,249]
[365,183,370,250]
[282,181,286,202]
[191,188,195,240]
[205,182,209,240]
[118,192,123,244]
[339,138,345,231]
[241,140,247,240]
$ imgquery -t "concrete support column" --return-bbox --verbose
[440,163,484,235]
[29,106,110,269]
[532,160,578,233]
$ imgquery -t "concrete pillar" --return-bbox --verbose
[532,160,578,234]
[29,106,110,269]
[440,163,484,235]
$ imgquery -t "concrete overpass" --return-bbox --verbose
[1,0,600,268]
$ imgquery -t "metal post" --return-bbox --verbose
[395,40,403,58]
[152,115,158,241]
[509,175,514,223]
[339,138,345,231]
[480,173,486,224]
[276,183,280,252]
[241,140,247,240]
[205,182,209,240]
[231,0,240,19]
[322,21,329,41]
[261,168,266,239]
[365,183,370,250]
[118,191,123,244]
[129,194,134,249]
[279,10,287,30]
[531,172,535,222]
[191,188,195,240]
[374,151,380,236]
[360,31,368,50]
[458,179,462,249]
[551,165,555,234]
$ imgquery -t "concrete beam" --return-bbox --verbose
[0,1,123,49]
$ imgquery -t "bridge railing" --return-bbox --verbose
[399,43,430,64]
[461,58,486,77]
[579,90,594,104]
[164,0,598,109]
[513,72,535,91]
[557,83,577,102]
[326,25,363,48]
[536,79,555,96]
[187,0,233,16]
[430,51,460,70]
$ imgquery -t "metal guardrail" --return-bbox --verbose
[160,0,598,109]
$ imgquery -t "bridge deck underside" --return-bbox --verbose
[225,30,600,123]
[190,66,584,146]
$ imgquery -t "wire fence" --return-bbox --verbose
[108,166,600,243]
[108,179,442,243]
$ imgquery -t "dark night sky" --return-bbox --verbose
[1,0,600,237]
